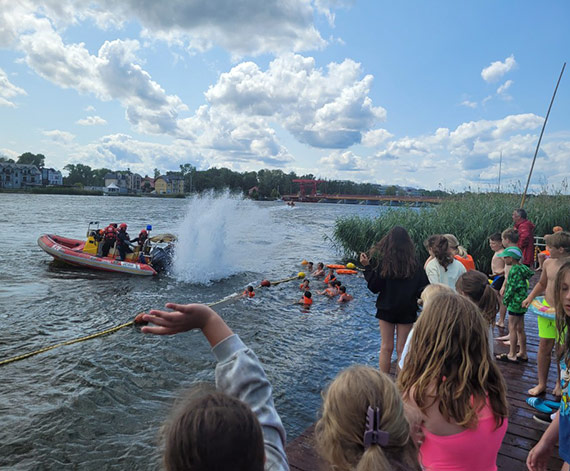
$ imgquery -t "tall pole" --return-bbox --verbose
[520,62,566,208]
[498,151,502,193]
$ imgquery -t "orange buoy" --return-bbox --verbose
[336,269,358,275]
[326,264,346,269]
[260,279,271,287]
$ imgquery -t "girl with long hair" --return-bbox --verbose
[360,226,429,373]
[316,366,422,471]
[527,260,570,470]
[424,235,466,289]
[399,292,509,470]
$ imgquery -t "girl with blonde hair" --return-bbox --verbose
[399,292,509,471]
[316,365,422,471]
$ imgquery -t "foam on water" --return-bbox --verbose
[171,191,276,283]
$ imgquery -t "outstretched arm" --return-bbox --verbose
[141,303,233,347]
[526,412,559,471]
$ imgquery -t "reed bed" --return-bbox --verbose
[333,193,570,274]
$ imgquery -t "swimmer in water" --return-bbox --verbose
[338,286,354,302]
[242,286,255,298]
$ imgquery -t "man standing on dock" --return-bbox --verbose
[513,209,535,268]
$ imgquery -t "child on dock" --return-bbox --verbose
[489,232,507,327]
[399,291,509,471]
[316,365,422,471]
[141,303,288,471]
[527,260,570,470]
[522,231,570,397]
[361,226,429,373]
[495,246,533,364]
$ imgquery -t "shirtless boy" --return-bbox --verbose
[522,231,570,396]
[489,232,506,327]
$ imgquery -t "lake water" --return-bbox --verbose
[0,193,386,470]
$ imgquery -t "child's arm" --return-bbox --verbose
[142,304,289,470]
[522,262,549,308]
[526,412,559,471]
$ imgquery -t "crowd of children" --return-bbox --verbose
[139,211,570,471]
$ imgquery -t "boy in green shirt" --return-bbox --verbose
[495,246,534,363]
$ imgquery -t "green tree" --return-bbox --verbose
[153,168,160,179]
[64,164,94,186]
[0,156,15,163]
[92,168,112,186]
[17,152,45,169]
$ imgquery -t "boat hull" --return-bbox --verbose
[38,234,157,276]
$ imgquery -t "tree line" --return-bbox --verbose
[1,152,447,198]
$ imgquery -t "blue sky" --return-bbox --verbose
[0,0,569,191]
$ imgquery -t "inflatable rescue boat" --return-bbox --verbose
[38,234,158,276]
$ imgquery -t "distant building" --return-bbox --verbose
[0,163,42,189]
[41,167,63,186]
[104,171,142,194]
[154,174,185,194]
[141,176,155,192]
[104,182,121,196]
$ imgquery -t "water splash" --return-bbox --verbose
[171,191,275,283]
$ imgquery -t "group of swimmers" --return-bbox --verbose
[295,262,354,306]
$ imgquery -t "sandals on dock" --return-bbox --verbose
[526,397,561,413]
[495,353,519,364]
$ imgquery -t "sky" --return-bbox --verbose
[0,0,569,192]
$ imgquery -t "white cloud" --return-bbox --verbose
[460,100,477,109]
[42,129,75,145]
[77,115,107,126]
[203,54,385,149]
[319,150,367,171]
[481,54,516,82]
[0,68,27,107]
[85,105,96,112]
[361,128,393,147]
[497,79,513,95]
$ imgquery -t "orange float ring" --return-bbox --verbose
[336,269,358,275]
[326,264,346,269]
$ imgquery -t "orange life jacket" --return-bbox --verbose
[243,290,255,298]
[454,254,475,271]
[324,274,336,284]
[104,225,117,240]
[303,296,313,305]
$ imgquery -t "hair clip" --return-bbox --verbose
[363,406,390,449]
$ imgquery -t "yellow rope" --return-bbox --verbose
[0,321,134,367]
[0,273,304,367]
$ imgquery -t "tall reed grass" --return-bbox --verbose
[332,193,570,274]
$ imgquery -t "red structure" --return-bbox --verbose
[292,179,324,198]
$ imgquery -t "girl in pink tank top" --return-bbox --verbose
[399,292,509,471]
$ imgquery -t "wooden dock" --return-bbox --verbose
[286,286,564,470]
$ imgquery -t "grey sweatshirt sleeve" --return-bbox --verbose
[213,334,289,471]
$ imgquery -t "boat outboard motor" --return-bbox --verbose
[149,245,174,273]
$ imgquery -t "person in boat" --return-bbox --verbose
[131,228,149,263]
[101,223,118,258]
[116,223,134,261]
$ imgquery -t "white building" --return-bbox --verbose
[104,171,142,194]
[0,163,42,189]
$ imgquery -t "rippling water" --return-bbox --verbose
[0,193,386,470]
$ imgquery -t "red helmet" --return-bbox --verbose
[140,229,148,235]
[119,223,127,230]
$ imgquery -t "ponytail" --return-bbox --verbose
[356,445,391,471]
[456,271,500,325]
[428,235,453,271]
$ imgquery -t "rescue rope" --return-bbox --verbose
[0,272,305,367]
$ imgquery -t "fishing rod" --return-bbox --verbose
[520,62,566,208]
